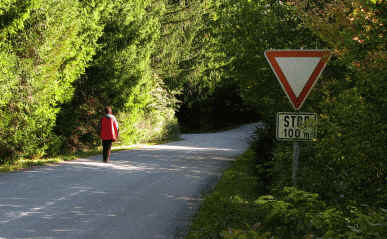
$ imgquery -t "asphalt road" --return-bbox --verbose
[0,123,259,239]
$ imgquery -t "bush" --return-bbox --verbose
[224,187,387,239]
[220,229,272,239]
[247,0,386,208]
[186,149,262,239]
[117,78,179,145]
[0,0,107,160]
[251,126,275,193]
[54,0,180,151]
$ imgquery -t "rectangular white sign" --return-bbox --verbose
[276,112,317,141]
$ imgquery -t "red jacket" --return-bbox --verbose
[100,114,119,140]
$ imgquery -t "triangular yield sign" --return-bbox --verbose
[264,50,331,110]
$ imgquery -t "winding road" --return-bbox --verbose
[0,123,259,239]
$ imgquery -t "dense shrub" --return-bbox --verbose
[212,0,386,208]
[0,0,105,160]
[199,1,386,237]
[265,0,386,208]
[0,0,184,159]
[223,187,387,239]
[55,0,180,151]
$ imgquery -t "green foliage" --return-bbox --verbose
[117,78,179,144]
[259,0,387,208]
[220,229,271,239]
[294,86,386,206]
[187,148,386,239]
[0,0,106,160]
[152,0,220,131]
[186,0,386,237]
[0,2,384,231]
[0,0,185,160]
[55,0,180,151]
[253,187,387,239]
[210,0,387,211]
[250,126,275,192]
[154,0,219,97]
[201,0,323,122]
[222,187,387,239]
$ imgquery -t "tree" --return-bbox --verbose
[0,0,106,160]
[56,0,179,150]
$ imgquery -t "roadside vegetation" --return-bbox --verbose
[186,129,386,239]
[0,157,69,173]
[0,144,145,173]
[187,0,386,238]
[1,0,385,238]
[186,149,262,239]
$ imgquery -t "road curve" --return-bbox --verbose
[0,123,260,239]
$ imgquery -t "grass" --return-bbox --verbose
[0,134,183,173]
[0,156,74,173]
[0,119,183,173]
[0,144,146,173]
[185,148,264,239]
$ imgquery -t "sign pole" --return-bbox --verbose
[292,105,300,187]
[292,141,300,186]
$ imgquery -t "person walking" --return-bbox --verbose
[99,106,119,163]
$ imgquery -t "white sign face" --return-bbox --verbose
[275,57,321,97]
[276,112,317,141]
[264,50,331,110]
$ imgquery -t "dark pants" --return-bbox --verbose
[102,140,113,162]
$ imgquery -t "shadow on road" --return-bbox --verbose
[0,123,260,239]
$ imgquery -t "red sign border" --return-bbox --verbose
[264,50,331,110]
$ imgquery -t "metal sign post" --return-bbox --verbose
[292,141,300,186]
